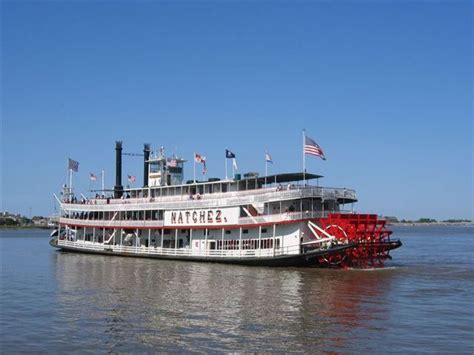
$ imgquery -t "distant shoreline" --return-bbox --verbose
[0,226,53,230]
[389,222,473,227]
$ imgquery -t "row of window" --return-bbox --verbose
[217,238,279,250]
[65,231,279,250]
[128,180,260,199]
[63,210,164,221]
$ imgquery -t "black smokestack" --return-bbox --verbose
[114,141,123,198]
[143,143,150,187]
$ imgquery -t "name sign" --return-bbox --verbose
[164,207,240,226]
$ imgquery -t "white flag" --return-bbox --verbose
[232,158,238,170]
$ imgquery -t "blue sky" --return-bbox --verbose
[1,1,472,220]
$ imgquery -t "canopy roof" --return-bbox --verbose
[252,172,323,185]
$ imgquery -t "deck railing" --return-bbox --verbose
[58,210,354,228]
[61,186,356,212]
[56,239,324,258]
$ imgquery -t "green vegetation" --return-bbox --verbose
[399,218,436,223]
[0,212,51,229]
[442,219,472,223]
[397,218,471,224]
[417,218,438,223]
[0,218,20,226]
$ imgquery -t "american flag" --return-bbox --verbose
[68,158,79,172]
[89,173,97,181]
[304,135,326,160]
[127,175,136,183]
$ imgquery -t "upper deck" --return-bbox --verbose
[61,173,357,212]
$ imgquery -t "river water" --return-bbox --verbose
[1,226,473,353]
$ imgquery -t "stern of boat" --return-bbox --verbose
[313,213,402,268]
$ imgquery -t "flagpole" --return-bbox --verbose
[101,170,105,196]
[193,152,196,183]
[265,151,268,186]
[69,168,73,196]
[225,157,228,180]
[66,160,69,189]
[303,129,306,186]
[66,159,70,201]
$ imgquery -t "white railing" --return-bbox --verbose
[61,186,356,212]
[59,218,164,228]
[238,211,328,225]
[58,210,354,228]
[57,239,307,258]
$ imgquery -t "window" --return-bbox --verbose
[168,167,182,174]
[225,230,231,235]
[243,229,249,234]
[261,228,267,233]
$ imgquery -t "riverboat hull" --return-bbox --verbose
[50,238,357,267]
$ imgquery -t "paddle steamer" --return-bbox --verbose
[50,142,401,267]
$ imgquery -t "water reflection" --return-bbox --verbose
[52,252,396,352]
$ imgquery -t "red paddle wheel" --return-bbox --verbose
[318,213,400,268]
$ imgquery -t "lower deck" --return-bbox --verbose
[52,238,353,267]
[56,239,300,258]
[53,220,338,263]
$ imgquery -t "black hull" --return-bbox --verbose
[51,240,356,267]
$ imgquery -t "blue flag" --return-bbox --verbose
[226,149,235,159]
[68,158,79,172]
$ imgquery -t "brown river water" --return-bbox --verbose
[1,226,473,353]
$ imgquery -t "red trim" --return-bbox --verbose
[58,218,315,230]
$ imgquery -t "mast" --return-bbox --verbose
[225,156,228,180]
[303,129,306,186]
[101,170,105,195]
[264,150,268,186]
[193,152,196,183]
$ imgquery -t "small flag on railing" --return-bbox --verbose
[89,173,97,181]
[304,135,326,160]
[68,158,79,172]
[265,152,273,164]
[127,175,136,183]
